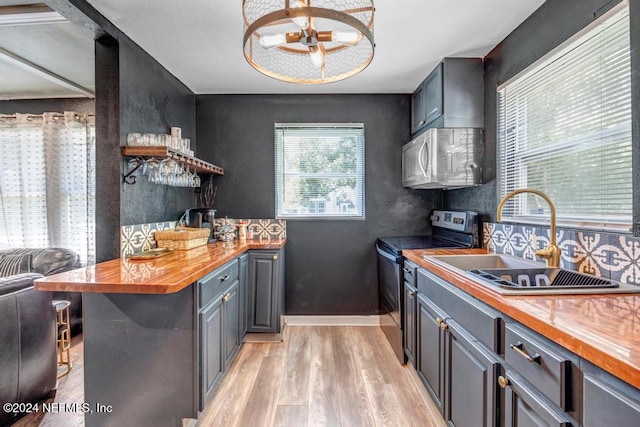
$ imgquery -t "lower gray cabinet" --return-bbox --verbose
[222,282,240,369]
[501,370,574,427]
[200,296,223,407]
[238,253,249,340]
[247,248,284,334]
[445,319,501,427]
[417,293,447,414]
[582,361,640,427]
[404,282,417,367]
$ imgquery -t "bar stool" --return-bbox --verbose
[52,300,72,378]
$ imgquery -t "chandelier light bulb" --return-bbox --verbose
[331,30,359,44]
[290,0,309,30]
[259,32,287,49]
[309,45,325,69]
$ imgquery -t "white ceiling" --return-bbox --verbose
[86,0,546,94]
[0,2,95,100]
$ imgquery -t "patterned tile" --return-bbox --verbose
[485,222,640,286]
[607,234,640,286]
[120,221,176,256]
[212,218,287,241]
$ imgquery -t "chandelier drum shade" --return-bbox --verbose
[242,0,375,84]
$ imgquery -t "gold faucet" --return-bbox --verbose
[497,189,561,268]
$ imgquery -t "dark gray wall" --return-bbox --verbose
[45,0,200,259]
[196,95,442,315]
[118,37,198,226]
[0,98,94,115]
[444,0,634,228]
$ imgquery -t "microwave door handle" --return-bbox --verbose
[418,142,428,177]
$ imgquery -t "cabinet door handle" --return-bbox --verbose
[220,275,230,282]
[510,342,541,364]
[273,255,279,260]
[222,293,230,303]
[498,375,510,389]
[403,268,412,274]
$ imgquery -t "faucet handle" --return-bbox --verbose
[534,244,561,268]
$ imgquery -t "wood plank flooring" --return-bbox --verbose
[11,326,446,427]
[200,326,446,427]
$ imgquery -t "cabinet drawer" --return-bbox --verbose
[418,269,502,353]
[504,323,576,412]
[403,260,418,286]
[198,259,239,308]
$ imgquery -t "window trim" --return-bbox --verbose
[496,2,632,233]
[274,123,366,220]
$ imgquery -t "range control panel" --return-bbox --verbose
[430,209,478,234]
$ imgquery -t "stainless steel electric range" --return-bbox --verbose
[376,209,479,362]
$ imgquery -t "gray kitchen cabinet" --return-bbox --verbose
[410,58,484,136]
[582,360,640,427]
[445,318,501,427]
[200,296,223,407]
[197,258,241,409]
[501,370,574,427]
[222,281,240,369]
[417,293,447,414]
[247,248,285,334]
[238,253,249,340]
[404,281,418,367]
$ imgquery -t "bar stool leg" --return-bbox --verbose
[56,304,72,379]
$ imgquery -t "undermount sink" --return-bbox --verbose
[426,254,543,271]
[427,254,640,295]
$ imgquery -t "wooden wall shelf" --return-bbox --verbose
[121,146,224,175]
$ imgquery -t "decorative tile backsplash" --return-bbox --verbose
[484,223,640,286]
[120,219,286,256]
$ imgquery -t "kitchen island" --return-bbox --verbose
[35,239,286,427]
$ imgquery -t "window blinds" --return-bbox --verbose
[275,124,365,219]
[497,6,632,229]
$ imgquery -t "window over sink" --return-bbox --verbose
[497,5,632,232]
[275,123,365,219]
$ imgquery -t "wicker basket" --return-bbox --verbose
[154,227,210,250]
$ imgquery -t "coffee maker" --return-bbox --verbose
[184,208,216,243]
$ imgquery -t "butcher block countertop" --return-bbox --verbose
[404,248,640,389]
[34,239,286,295]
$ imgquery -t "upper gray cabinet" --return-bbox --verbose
[411,58,484,136]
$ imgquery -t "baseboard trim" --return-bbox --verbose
[285,315,381,326]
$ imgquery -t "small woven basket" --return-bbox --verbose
[154,227,210,250]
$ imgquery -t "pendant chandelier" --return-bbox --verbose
[242,0,375,84]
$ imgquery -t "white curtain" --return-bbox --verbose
[0,112,96,265]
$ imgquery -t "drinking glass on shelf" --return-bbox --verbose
[127,133,141,146]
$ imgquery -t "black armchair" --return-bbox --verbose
[0,273,57,426]
[0,248,82,334]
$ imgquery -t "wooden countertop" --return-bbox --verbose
[404,248,640,389]
[34,239,286,295]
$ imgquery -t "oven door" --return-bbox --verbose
[376,243,404,362]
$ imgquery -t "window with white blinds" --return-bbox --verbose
[275,124,365,219]
[497,6,632,230]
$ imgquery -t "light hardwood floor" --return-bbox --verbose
[199,326,446,427]
[12,326,445,427]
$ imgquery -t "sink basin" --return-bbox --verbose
[426,254,640,295]
[427,254,543,271]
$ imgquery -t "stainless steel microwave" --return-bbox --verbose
[401,128,483,189]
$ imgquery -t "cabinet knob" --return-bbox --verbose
[436,317,443,325]
[222,293,230,303]
[498,376,510,389]
[419,120,426,126]
[440,322,447,331]
[273,255,279,260]
[408,291,415,297]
